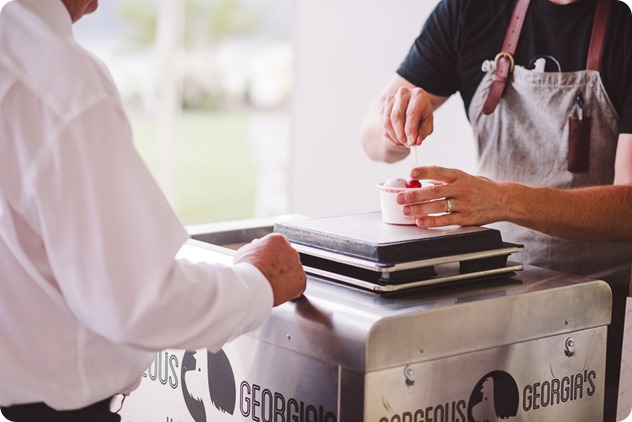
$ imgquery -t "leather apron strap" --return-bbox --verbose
[587,0,611,71]
[482,0,611,115]
[481,0,531,115]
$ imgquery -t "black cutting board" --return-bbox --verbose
[273,212,504,264]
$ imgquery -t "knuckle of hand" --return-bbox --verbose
[405,108,420,118]
[390,112,403,123]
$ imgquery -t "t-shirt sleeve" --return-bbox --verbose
[396,0,462,97]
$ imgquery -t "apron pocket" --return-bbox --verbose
[568,116,591,173]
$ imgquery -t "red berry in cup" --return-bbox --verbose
[406,179,422,188]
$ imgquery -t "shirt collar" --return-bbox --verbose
[18,0,74,37]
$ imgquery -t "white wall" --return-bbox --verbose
[289,0,477,218]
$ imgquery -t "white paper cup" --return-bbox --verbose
[377,182,417,225]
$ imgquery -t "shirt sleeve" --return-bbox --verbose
[26,96,273,352]
[609,0,632,135]
[396,0,462,97]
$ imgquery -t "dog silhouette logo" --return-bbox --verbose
[181,349,237,422]
[467,370,519,422]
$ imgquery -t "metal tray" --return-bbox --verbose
[188,214,525,294]
[292,242,523,273]
[274,212,508,263]
[293,241,524,293]
[304,260,524,293]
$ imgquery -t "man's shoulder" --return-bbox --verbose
[613,0,632,16]
[431,0,512,30]
[0,5,117,119]
[438,0,510,13]
[5,36,116,119]
[606,1,632,66]
[611,1,632,33]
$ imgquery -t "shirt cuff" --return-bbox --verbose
[232,262,274,332]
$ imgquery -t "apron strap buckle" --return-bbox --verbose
[494,52,515,74]
[482,52,516,115]
[481,0,531,115]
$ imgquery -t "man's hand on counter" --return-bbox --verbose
[234,233,307,306]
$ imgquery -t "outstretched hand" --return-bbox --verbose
[234,233,306,306]
[396,166,511,228]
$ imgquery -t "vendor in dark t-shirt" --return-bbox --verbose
[359,0,632,421]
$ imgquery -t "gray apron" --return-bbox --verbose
[469,65,632,286]
[467,5,631,420]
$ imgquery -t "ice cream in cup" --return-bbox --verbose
[377,177,423,225]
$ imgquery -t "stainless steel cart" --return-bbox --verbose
[119,216,611,422]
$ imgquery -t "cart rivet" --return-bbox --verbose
[565,320,569,325]
[404,366,415,386]
[286,334,291,341]
[565,337,575,357]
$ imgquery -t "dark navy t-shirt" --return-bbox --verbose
[397,0,632,133]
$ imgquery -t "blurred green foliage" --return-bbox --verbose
[117,0,273,50]
[130,110,257,225]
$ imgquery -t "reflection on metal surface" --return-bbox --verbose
[293,295,334,329]
[119,221,612,422]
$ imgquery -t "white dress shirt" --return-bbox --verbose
[0,0,273,410]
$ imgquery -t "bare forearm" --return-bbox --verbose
[504,183,632,242]
[400,166,632,243]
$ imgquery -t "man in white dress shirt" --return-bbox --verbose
[0,0,306,420]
